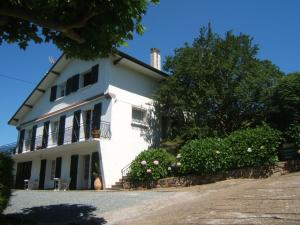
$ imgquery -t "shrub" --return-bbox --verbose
[180,137,231,175]
[227,126,282,168]
[285,124,300,147]
[179,126,282,175]
[129,148,175,182]
[0,153,13,214]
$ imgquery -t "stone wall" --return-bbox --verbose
[123,160,300,189]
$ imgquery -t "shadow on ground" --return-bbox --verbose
[6,204,106,225]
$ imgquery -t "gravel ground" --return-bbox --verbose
[4,190,173,224]
[4,173,300,225]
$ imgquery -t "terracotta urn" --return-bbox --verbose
[94,177,102,191]
[92,129,100,138]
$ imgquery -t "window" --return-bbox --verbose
[84,155,90,180]
[51,121,59,144]
[25,129,32,150]
[58,83,66,98]
[50,160,56,180]
[132,107,147,124]
[82,71,93,87]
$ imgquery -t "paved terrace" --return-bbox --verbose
[4,172,300,225]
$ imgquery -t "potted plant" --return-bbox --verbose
[92,162,102,191]
[91,128,100,138]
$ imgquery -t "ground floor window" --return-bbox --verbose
[50,160,56,180]
[84,155,90,180]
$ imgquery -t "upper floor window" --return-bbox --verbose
[49,64,99,102]
[132,107,147,124]
[58,83,66,98]
[25,129,32,150]
[82,71,93,87]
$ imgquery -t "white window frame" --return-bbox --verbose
[50,160,56,180]
[58,82,66,98]
[131,106,147,125]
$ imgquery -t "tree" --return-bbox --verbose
[0,0,159,59]
[155,25,283,140]
[268,72,300,130]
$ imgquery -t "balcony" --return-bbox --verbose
[13,121,111,154]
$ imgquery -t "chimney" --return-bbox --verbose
[150,48,161,70]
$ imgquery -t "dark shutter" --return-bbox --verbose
[15,161,32,189]
[85,110,92,140]
[50,85,57,102]
[66,77,73,95]
[30,125,37,151]
[72,74,80,92]
[18,129,25,154]
[92,103,102,130]
[91,64,99,84]
[91,152,102,189]
[72,110,81,143]
[58,115,66,146]
[55,157,62,178]
[42,121,50,148]
[69,155,79,190]
[39,159,46,189]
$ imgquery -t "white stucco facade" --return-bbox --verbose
[10,52,166,189]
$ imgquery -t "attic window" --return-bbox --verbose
[83,71,93,87]
[58,83,66,97]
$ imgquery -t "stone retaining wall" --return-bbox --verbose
[123,160,300,189]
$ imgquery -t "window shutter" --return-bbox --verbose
[91,64,99,84]
[66,77,73,95]
[30,125,37,151]
[50,85,57,102]
[92,103,102,130]
[39,159,47,189]
[55,157,62,178]
[69,154,79,190]
[72,74,80,92]
[18,129,25,154]
[42,121,50,148]
[72,110,81,143]
[58,115,66,146]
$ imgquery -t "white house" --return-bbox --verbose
[8,48,167,190]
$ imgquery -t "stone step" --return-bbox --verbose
[109,184,123,190]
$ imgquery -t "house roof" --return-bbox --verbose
[8,51,169,126]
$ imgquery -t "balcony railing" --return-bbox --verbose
[16,121,111,154]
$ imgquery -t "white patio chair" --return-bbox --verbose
[60,178,71,191]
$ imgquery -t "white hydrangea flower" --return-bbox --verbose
[153,160,159,165]
[140,160,147,165]
[146,169,152,173]
[176,162,181,166]
[168,166,172,171]
[247,147,252,153]
[176,154,181,159]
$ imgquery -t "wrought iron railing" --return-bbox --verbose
[16,121,111,154]
[121,162,132,181]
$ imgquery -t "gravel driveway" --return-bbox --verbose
[4,190,173,224]
[4,172,300,225]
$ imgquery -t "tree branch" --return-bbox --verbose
[0,6,96,43]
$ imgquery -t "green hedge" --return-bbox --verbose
[129,148,175,182]
[227,126,282,168]
[0,153,13,214]
[180,138,231,174]
[180,126,282,175]
[285,124,300,147]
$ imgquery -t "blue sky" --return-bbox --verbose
[0,0,300,145]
